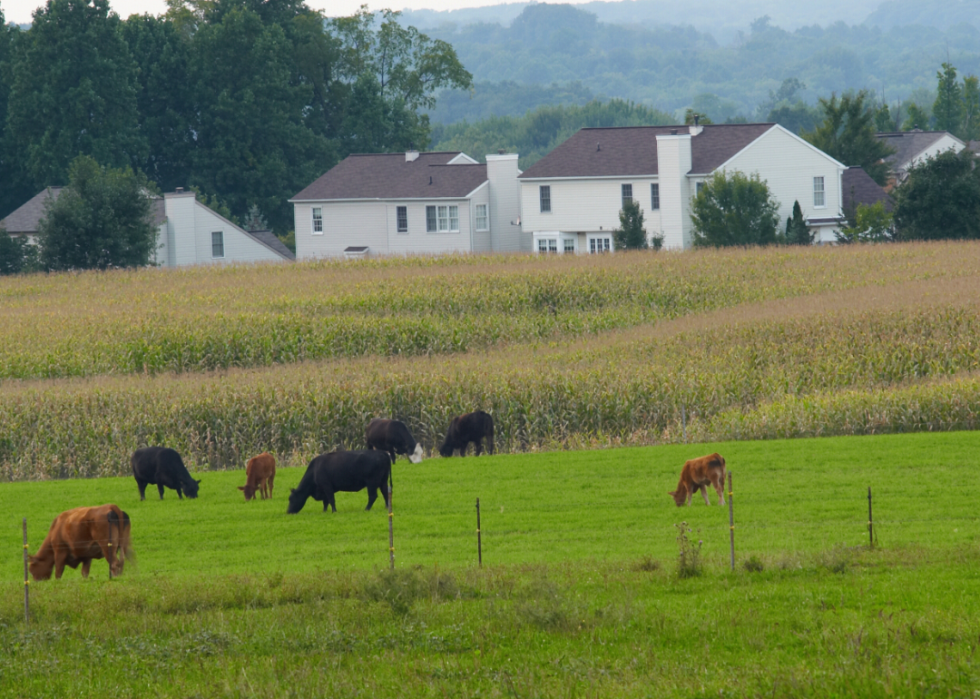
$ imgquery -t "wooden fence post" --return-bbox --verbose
[476,498,482,568]
[727,472,735,572]
[868,486,874,548]
[22,518,29,625]
[388,482,394,570]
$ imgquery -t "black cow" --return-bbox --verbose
[131,447,201,500]
[365,418,423,464]
[287,450,392,514]
[439,410,495,457]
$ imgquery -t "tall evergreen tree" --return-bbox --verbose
[691,171,781,248]
[962,75,980,142]
[933,62,963,135]
[5,0,145,191]
[902,103,931,131]
[785,200,814,245]
[802,91,895,186]
[612,199,648,250]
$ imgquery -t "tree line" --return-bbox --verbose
[0,0,471,237]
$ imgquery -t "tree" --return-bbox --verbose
[836,202,893,244]
[242,203,268,231]
[802,91,895,186]
[4,0,145,191]
[902,103,930,131]
[691,171,781,248]
[613,199,648,250]
[684,109,712,126]
[37,156,157,271]
[784,200,814,245]
[892,149,980,241]
[962,76,980,141]
[0,228,31,275]
[933,62,963,135]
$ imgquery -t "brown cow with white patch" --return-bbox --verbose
[239,452,276,501]
[668,453,727,507]
[29,504,135,580]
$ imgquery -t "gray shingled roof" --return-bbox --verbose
[842,167,893,213]
[247,230,295,260]
[876,131,950,169]
[2,188,168,233]
[1,187,64,233]
[291,152,489,201]
[519,123,775,179]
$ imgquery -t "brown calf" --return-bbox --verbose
[239,452,276,501]
[668,453,727,507]
[29,504,135,580]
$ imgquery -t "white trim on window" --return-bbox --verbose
[475,203,489,231]
[650,183,660,210]
[813,176,826,208]
[621,183,633,208]
[539,185,551,213]
[426,204,459,233]
[396,206,408,233]
[211,231,224,258]
[586,233,612,254]
[312,207,323,234]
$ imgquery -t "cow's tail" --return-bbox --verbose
[108,508,136,572]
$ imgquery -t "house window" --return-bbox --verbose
[426,205,459,232]
[588,236,611,254]
[813,176,825,207]
[650,183,660,210]
[537,238,558,253]
[312,207,323,234]
[622,184,633,207]
[540,185,551,213]
[396,206,408,233]
[563,238,576,253]
[475,204,489,231]
[211,231,224,258]
[696,182,705,196]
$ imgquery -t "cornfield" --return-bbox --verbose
[3,242,980,480]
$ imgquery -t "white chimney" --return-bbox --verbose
[405,150,419,162]
[656,133,694,249]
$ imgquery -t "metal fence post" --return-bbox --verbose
[476,498,482,568]
[868,486,874,548]
[388,482,394,570]
[22,518,29,625]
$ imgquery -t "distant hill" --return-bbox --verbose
[864,0,980,30]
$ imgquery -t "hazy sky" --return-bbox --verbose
[2,0,542,24]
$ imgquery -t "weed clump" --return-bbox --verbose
[632,555,661,572]
[743,555,764,573]
[674,522,703,579]
[362,567,460,615]
[820,546,851,574]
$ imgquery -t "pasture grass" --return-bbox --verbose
[1,433,979,696]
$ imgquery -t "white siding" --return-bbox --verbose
[520,177,660,237]
[656,134,693,249]
[295,199,474,259]
[469,184,492,253]
[487,154,527,252]
[722,126,844,239]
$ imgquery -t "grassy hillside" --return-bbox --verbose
[1,432,978,697]
[3,243,980,479]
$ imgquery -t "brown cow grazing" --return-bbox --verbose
[668,453,727,507]
[29,504,135,580]
[239,452,276,501]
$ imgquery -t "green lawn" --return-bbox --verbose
[1,432,979,697]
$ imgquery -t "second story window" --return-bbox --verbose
[211,231,224,258]
[650,183,660,210]
[813,176,825,207]
[621,183,633,207]
[539,185,551,213]
[312,207,323,234]
[475,204,489,231]
[397,206,408,233]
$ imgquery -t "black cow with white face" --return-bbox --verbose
[439,410,495,457]
[365,418,423,464]
[131,447,201,500]
[287,450,392,514]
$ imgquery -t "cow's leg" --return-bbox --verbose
[475,440,484,456]
[81,559,92,578]
[137,480,148,501]
[268,474,274,499]
[713,474,726,506]
[157,483,166,500]
[54,549,68,579]
[700,484,710,506]
[459,443,468,457]
[366,486,378,511]
[176,487,183,500]
[388,450,397,465]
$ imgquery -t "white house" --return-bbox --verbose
[876,130,966,187]
[518,123,848,250]
[289,150,526,259]
[1,187,293,266]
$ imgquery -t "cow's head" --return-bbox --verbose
[668,488,687,507]
[286,488,305,514]
[239,484,256,501]
[409,442,424,464]
[184,478,201,499]
[28,554,53,581]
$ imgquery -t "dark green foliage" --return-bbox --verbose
[933,62,963,135]
[837,201,894,244]
[0,228,29,275]
[37,155,157,271]
[432,99,672,170]
[4,0,145,191]
[613,199,648,251]
[785,200,815,246]
[902,102,931,130]
[427,81,595,125]
[691,171,781,248]
[802,91,895,186]
[963,76,980,141]
[893,149,980,241]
